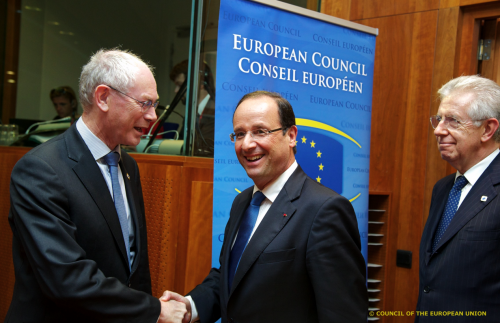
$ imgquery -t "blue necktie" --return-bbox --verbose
[432,175,468,252]
[228,191,266,291]
[103,151,130,270]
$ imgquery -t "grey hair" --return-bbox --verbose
[438,75,500,142]
[79,48,154,110]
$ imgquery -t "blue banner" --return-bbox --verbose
[213,0,375,268]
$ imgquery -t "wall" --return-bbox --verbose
[321,0,495,320]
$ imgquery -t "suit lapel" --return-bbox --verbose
[229,167,306,297]
[434,154,500,253]
[425,176,454,265]
[65,126,130,270]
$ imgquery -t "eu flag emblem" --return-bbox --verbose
[295,129,343,194]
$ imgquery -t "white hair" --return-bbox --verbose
[438,75,500,141]
[79,48,154,109]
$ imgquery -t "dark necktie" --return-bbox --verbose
[103,151,130,270]
[228,191,266,291]
[432,175,468,252]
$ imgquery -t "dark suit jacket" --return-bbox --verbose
[416,153,500,322]
[6,125,160,323]
[189,166,367,323]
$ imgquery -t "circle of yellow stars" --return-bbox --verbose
[301,136,324,183]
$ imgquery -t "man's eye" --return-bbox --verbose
[235,132,246,138]
[144,101,153,107]
[254,129,267,135]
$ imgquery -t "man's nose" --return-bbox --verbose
[434,119,448,136]
[144,107,158,122]
[240,132,256,149]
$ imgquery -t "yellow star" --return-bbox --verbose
[319,163,324,171]
[316,150,322,158]
[316,176,322,183]
[295,140,298,146]
[310,140,316,148]
[301,136,307,143]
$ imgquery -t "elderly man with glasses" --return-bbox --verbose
[417,75,500,322]
[6,49,187,323]
[162,90,367,323]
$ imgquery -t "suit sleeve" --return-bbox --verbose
[9,154,160,322]
[306,195,368,322]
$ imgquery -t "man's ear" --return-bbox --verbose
[481,118,499,142]
[94,85,111,112]
[288,125,298,148]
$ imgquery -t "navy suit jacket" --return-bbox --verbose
[188,166,367,323]
[6,124,160,322]
[416,153,500,322]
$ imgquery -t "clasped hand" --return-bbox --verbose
[157,290,192,323]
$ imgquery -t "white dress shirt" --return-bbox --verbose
[76,118,135,266]
[188,161,299,322]
[456,149,499,208]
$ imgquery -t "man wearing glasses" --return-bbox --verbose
[163,91,367,322]
[417,75,500,321]
[7,49,186,322]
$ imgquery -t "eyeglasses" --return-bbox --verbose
[230,127,286,142]
[430,115,486,130]
[107,85,159,113]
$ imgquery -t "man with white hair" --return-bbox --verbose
[417,75,500,322]
[6,49,186,322]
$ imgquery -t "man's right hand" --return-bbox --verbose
[160,291,192,323]
[157,299,187,323]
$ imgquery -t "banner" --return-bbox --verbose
[213,0,376,267]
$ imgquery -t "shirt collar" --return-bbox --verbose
[76,117,121,161]
[456,148,499,186]
[252,160,298,202]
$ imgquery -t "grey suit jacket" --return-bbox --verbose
[6,124,160,323]
[189,166,368,323]
[416,153,500,322]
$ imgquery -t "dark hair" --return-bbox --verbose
[169,59,215,99]
[235,91,297,154]
[50,86,77,104]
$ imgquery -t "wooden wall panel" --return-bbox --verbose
[183,181,213,292]
[392,11,438,320]
[321,0,351,20]
[461,0,499,6]
[357,10,438,319]
[0,147,30,321]
[138,162,183,298]
[174,163,214,295]
[423,7,461,225]
[361,13,412,194]
[349,0,439,21]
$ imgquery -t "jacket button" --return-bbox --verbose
[128,283,131,287]
[423,286,430,293]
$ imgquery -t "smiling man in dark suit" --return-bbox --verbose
[417,75,500,322]
[163,90,367,323]
[7,49,186,323]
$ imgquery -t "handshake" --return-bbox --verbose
[157,290,193,323]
